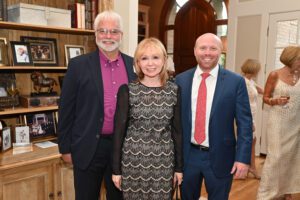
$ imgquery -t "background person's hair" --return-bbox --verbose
[241,59,261,75]
[134,37,168,85]
[280,46,300,67]
[93,10,123,32]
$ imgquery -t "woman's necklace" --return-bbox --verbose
[291,70,299,84]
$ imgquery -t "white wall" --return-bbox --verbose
[114,0,138,56]
[227,0,300,154]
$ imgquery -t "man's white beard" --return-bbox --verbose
[96,39,121,52]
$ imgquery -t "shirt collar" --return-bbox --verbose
[195,64,219,78]
[99,50,121,64]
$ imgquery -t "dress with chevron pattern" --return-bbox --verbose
[112,81,183,200]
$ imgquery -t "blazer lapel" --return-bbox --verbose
[88,50,103,102]
[187,68,196,125]
[121,53,136,81]
[210,67,226,120]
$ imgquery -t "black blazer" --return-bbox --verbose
[58,49,136,169]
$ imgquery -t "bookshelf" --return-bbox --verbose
[138,5,149,43]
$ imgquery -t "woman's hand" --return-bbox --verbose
[112,175,122,191]
[275,97,289,106]
[173,172,183,186]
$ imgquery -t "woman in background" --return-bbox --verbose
[240,59,264,179]
[112,37,183,200]
[257,46,300,200]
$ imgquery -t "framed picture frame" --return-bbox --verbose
[1,127,12,151]
[64,45,85,66]
[20,36,58,66]
[15,126,30,144]
[0,37,9,66]
[10,41,33,66]
[24,112,57,139]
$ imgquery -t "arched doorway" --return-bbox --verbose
[159,0,228,73]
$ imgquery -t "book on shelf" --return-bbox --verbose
[80,3,85,29]
[0,0,8,21]
[0,2,2,21]
[68,2,86,29]
[85,0,92,30]
[91,0,98,27]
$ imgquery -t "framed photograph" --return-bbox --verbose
[1,127,12,151]
[0,37,9,66]
[25,112,57,139]
[64,45,85,66]
[15,126,30,144]
[20,36,58,66]
[10,41,33,66]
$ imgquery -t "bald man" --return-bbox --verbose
[175,33,252,200]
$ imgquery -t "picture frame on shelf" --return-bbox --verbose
[64,44,85,66]
[14,126,30,144]
[10,41,33,66]
[0,37,9,66]
[24,112,57,139]
[20,36,58,66]
[1,127,12,152]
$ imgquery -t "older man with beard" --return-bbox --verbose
[58,10,136,200]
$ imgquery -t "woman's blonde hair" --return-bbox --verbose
[134,37,168,85]
[280,46,300,67]
[241,59,261,75]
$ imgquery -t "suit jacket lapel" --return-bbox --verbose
[88,50,103,103]
[187,68,196,126]
[121,53,136,81]
[210,67,226,120]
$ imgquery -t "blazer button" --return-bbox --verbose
[96,134,100,139]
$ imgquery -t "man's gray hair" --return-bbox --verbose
[93,10,123,31]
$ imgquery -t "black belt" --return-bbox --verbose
[191,143,209,151]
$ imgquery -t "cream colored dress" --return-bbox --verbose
[244,78,258,138]
[257,79,300,200]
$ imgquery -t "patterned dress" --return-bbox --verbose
[257,79,300,199]
[112,81,183,200]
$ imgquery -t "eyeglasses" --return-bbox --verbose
[96,28,122,36]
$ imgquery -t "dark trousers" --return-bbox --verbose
[73,137,122,200]
[181,145,233,200]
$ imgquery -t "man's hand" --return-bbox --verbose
[61,153,73,164]
[112,175,122,191]
[231,161,249,179]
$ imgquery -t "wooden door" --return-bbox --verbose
[174,0,216,74]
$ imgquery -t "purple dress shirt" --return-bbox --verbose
[99,50,128,135]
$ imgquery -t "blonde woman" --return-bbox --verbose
[112,38,183,199]
[257,46,300,200]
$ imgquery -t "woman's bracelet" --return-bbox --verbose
[269,98,274,105]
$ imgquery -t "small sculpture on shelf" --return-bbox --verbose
[30,71,57,96]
